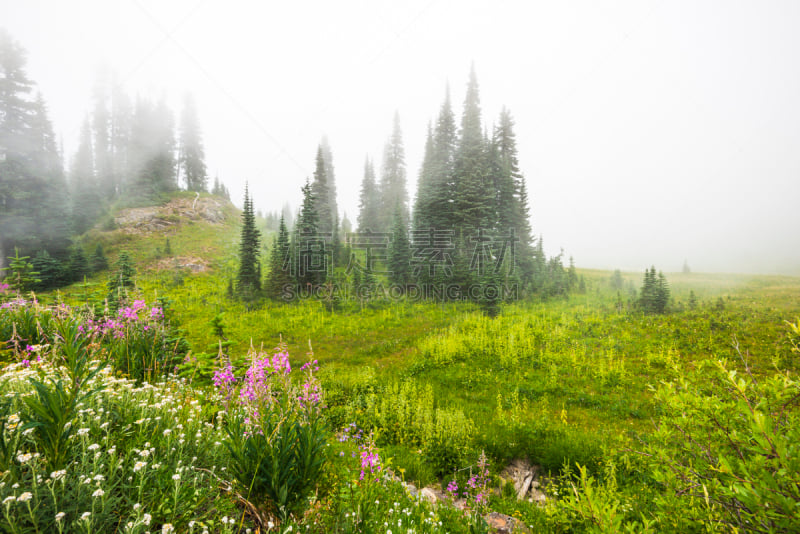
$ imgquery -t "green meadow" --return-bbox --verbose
[4,195,798,532]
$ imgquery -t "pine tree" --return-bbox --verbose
[90,243,109,272]
[319,136,338,225]
[295,180,326,287]
[178,92,208,192]
[0,31,70,267]
[388,209,411,288]
[5,248,39,293]
[266,214,292,299]
[357,157,380,232]
[67,245,90,283]
[71,116,101,234]
[379,112,408,231]
[655,271,670,313]
[452,65,491,233]
[236,184,261,298]
[107,251,135,309]
[311,145,333,237]
[32,249,65,290]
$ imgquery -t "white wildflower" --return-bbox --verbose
[92,488,104,498]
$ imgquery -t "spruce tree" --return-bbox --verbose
[236,185,261,298]
[178,92,208,192]
[311,145,334,237]
[67,245,90,282]
[388,209,411,288]
[71,116,101,234]
[295,180,325,287]
[32,250,65,289]
[319,136,338,225]
[357,157,380,232]
[107,251,135,309]
[0,31,70,265]
[266,214,292,299]
[452,65,492,233]
[5,249,39,293]
[378,112,408,231]
[90,243,109,272]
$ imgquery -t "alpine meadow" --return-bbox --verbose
[2,5,800,533]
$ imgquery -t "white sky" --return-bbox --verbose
[4,0,800,274]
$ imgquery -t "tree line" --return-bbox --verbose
[237,67,584,312]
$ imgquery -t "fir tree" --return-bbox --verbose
[32,250,65,289]
[90,243,109,273]
[178,92,208,192]
[387,209,411,288]
[357,157,380,232]
[295,180,326,287]
[107,250,135,309]
[266,214,292,300]
[236,184,261,298]
[311,145,334,237]
[5,248,39,293]
[71,116,101,234]
[379,112,408,231]
[452,65,492,233]
[67,245,90,282]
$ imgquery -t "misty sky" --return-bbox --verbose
[4,0,800,275]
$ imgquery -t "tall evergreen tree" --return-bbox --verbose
[311,145,334,237]
[178,92,208,192]
[387,209,411,288]
[295,180,325,287]
[452,65,491,233]
[266,214,292,299]
[71,116,101,234]
[413,123,436,233]
[430,85,457,232]
[379,112,408,231]
[357,157,380,232]
[319,136,338,223]
[0,30,69,269]
[236,184,261,298]
[92,71,112,201]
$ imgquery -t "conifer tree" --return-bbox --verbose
[295,180,325,287]
[107,251,135,309]
[67,245,90,282]
[178,92,208,192]
[311,145,334,237]
[452,65,491,233]
[388,209,411,288]
[357,157,380,232]
[236,185,261,298]
[32,249,64,290]
[266,214,292,299]
[5,249,39,293]
[379,112,408,231]
[319,136,338,223]
[71,116,101,234]
[0,31,71,265]
[90,243,109,272]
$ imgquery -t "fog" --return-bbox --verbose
[4,0,800,275]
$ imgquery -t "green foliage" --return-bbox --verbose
[236,184,261,299]
[90,243,109,273]
[639,266,670,314]
[643,349,800,532]
[5,249,40,293]
[107,251,136,309]
[225,413,328,522]
[67,245,90,283]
